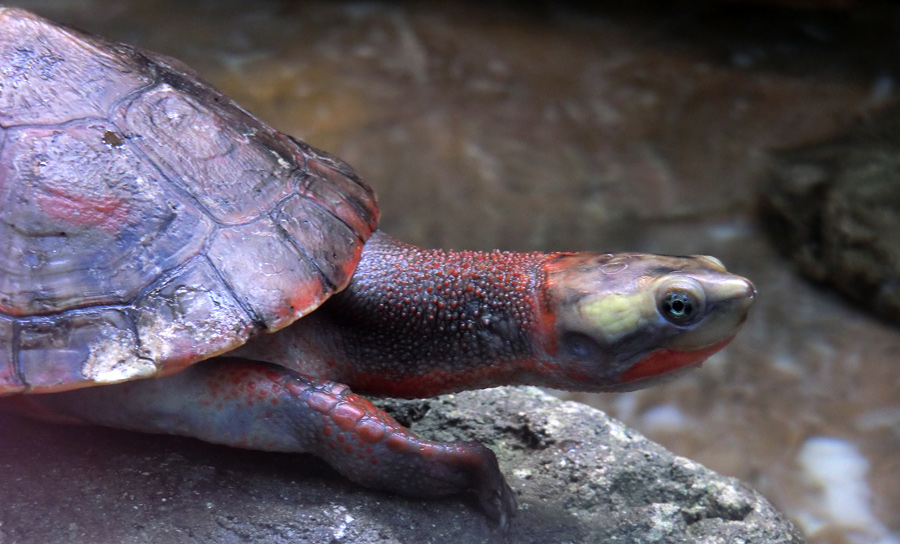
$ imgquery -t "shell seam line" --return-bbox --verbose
[201,253,268,331]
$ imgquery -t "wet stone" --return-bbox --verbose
[760,105,900,327]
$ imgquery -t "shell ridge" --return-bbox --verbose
[291,180,368,244]
[0,115,110,131]
[290,136,379,229]
[101,48,167,133]
[267,211,337,293]
[10,319,27,391]
[201,253,268,331]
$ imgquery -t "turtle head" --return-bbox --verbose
[539,252,755,392]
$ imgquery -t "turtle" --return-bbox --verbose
[0,6,755,528]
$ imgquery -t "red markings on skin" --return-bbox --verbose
[285,380,307,397]
[456,446,483,468]
[200,364,301,416]
[286,279,327,321]
[386,433,416,454]
[537,257,561,357]
[348,357,540,398]
[344,393,377,412]
[304,391,337,414]
[328,383,351,396]
[419,443,437,459]
[356,419,386,443]
[324,233,548,395]
[619,337,733,383]
[331,403,365,431]
[198,358,503,490]
[35,188,131,234]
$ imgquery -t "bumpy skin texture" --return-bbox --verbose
[0,7,756,529]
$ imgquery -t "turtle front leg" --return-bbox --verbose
[21,359,516,527]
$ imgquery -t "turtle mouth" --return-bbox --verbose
[618,337,734,385]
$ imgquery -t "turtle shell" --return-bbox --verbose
[0,8,379,394]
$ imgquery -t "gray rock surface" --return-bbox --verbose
[760,105,900,326]
[0,387,803,543]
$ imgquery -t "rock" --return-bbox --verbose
[759,105,900,326]
[0,387,804,543]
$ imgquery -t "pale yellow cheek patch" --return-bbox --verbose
[581,293,655,340]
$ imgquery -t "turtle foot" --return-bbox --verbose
[277,370,518,526]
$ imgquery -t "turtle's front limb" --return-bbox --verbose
[20,359,516,527]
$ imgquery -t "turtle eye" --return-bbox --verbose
[659,289,701,325]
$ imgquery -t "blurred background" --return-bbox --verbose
[2,1,899,542]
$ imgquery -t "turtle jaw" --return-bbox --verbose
[541,252,756,391]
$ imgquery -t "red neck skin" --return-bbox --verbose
[309,231,557,398]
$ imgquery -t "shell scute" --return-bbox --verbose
[207,218,330,333]
[296,141,379,234]
[17,308,153,392]
[275,194,364,292]
[0,8,152,127]
[135,256,255,373]
[113,79,301,226]
[0,120,213,316]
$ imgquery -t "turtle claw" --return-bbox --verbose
[469,444,517,530]
[477,472,517,531]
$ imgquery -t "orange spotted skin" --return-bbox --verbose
[313,233,554,397]
[234,232,566,399]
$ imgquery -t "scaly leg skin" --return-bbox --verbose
[24,358,516,528]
